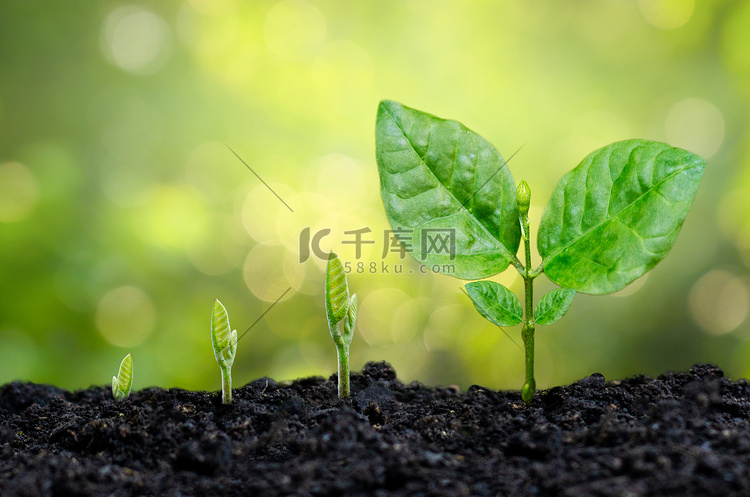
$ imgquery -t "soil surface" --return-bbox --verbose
[1,362,750,496]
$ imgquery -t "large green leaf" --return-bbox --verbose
[534,288,575,325]
[376,100,520,280]
[465,281,523,327]
[538,140,705,294]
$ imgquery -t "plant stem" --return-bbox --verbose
[520,206,536,405]
[336,344,351,398]
[221,367,232,404]
[521,322,535,404]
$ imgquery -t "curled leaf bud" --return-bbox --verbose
[516,180,531,215]
[112,353,133,402]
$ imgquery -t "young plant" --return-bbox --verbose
[210,298,238,404]
[325,252,358,398]
[111,353,133,402]
[375,100,705,404]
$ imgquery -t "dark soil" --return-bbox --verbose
[2,362,750,496]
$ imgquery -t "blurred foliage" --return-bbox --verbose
[0,0,749,392]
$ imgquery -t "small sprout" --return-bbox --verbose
[325,252,357,398]
[517,180,531,242]
[211,298,238,404]
[376,100,705,405]
[112,353,133,402]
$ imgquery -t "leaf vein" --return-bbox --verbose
[544,157,699,263]
[381,104,515,262]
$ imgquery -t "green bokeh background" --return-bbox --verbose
[1,0,749,392]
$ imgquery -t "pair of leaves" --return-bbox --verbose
[211,299,238,368]
[112,353,132,402]
[465,281,575,327]
[326,253,357,345]
[375,101,706,295]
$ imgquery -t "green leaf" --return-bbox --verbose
[376,100,520,280]
[222,329,238,364]
[534,288,575,325]
[211,299,231,356]
[346,294,358,333]
[112,353,132,401]
[465,281,523,327]
[326,252,349,325]
[538,140,705,294]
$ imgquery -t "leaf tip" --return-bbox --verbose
[378,99,398,112]
[377,100,405,123]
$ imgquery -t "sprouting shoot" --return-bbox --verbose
[210,298,238,404]
[112,353,133,402]
[325,252,358,399]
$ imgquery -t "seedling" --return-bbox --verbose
[375,100,705,404]
[111,353,133,402]
[210,298,238,404]
[325,252,358,398]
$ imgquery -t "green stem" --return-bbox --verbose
[521,322,535,404]
[520,210,536,405]
[336,344,351,398]
[221,367,232,404]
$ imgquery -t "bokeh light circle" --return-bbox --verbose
[101,5,172,75]
[242,181,297,245]
[423,304,465,352]
[358,288,419,346]
[689,270,750,335]
[638,0,694,30]
[95,286,156,347]
[665,98,724,159]
[243,243,303,302]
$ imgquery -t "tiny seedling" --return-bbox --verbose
[325,252,358,398]
[210,298,238,404]
[375,100,705,404]
[111,353,133,402]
